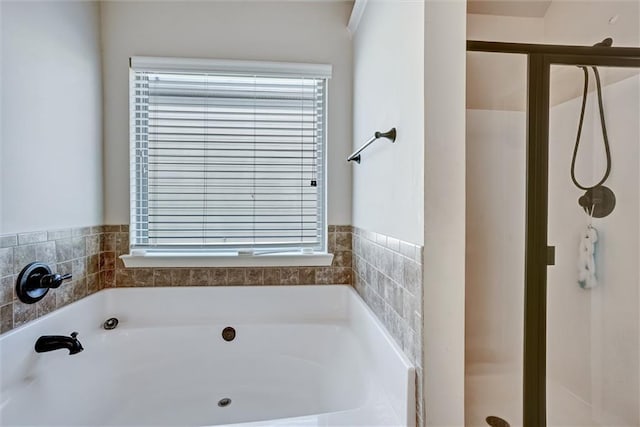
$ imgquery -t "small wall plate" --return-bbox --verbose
[578,185,616,218]
[16,262,51,304]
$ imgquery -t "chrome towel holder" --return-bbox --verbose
[347,128,397,163]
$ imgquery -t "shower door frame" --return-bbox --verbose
[466,40,640,427]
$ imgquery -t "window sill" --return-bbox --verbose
[120,252,334,268]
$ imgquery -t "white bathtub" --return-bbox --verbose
[0,285,415,426]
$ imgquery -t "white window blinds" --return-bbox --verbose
[129,57,330,253]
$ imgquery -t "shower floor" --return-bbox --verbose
[465,364,633,427]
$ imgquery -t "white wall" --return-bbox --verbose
[467,13,544,44]
[465,109,526,370]
[0,1,103,233]
[351,0,424,245]
[352,3,467,425]
[466,13,542,112]
[100,0,353,226]
[544,0,640,47]
[423,1,467,425]
[465,109,526,426]
[468,0,639,47]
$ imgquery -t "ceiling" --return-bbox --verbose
[467,0,552,17]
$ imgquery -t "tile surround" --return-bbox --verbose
[0,225,103,333]
[351,226,424,427]
[99,224,352,288]
[0,225,353,332]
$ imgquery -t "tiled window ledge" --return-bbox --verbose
[120,252,334,268]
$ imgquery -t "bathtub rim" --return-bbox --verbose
[0,284,416,426]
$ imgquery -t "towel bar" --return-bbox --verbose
[347,128,396,163]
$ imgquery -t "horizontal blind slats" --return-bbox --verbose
[131,67,325,250]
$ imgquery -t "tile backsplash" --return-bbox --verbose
[100,225,352,288]
[351,226,424,426]
[0,225,353,333]
[0,226,103,333]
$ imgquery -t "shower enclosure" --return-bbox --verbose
[465,41,640,426]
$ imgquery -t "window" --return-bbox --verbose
[128,57,331,263]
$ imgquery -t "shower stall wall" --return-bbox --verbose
[465,42,640,427]
[548,65,640,427]
[465,51,526,426]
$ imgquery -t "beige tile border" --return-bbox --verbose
[351,226,424,427]
[0,224,353,333]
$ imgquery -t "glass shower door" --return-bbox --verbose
[465,50,528,427]
[547,63,640,427]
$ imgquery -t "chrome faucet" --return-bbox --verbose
[35,332,84,355]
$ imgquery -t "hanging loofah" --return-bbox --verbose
[578,225,598,289]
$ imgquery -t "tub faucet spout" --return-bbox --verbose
[35,332,83,355]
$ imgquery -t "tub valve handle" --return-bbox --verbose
[39,273,72,289]
[15,262,72,304]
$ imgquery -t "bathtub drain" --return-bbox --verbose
[103,318,119,330]
[222,327,236,342]
[218,398,231,408]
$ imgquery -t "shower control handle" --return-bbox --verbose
[15,262,73,304]
[38,273,72,289]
